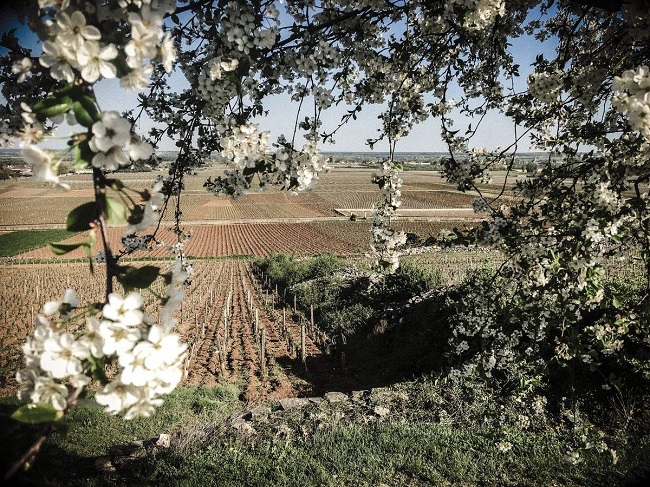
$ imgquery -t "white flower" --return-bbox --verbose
[120,65,153,91]
[159,33,176,73]
[40,332,89,379]
[99,320,141,356]
[118,347,152,387]
[128,135,154,160]
[31,376,69,411]
[18,123,44,145]
[39,40,76,83]
[141,324,186,371]
[12,57,32,83]
[102,292,144,326]
[95,378,140,415]
[55,10,101,50]
[125,25,159,68]
[16,367,39,401]
[83,317,105,358]
[90,111,132,152]
[22,144,70,190]
[92,146,129,171]
[43,288,79,319]
[77,41,117,83]
[124,396,163,419]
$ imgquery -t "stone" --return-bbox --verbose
[308,397,325,405]
[231,417,255,435]
[324,392,348,403]
[351,390,367,402]
[279,397,310,410]
[155,433,171,449]
[373,406,390,417]
[246,406,271,421]
[95,456,115,473]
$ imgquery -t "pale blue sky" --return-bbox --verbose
[2,5,558,153]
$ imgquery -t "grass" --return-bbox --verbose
[1,380,649,486]
[0,230,80,257]
[0,385,240,486]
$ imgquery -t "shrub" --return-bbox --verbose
[374,260,444,301]
[304,252,344,280]
[320,303,375,336]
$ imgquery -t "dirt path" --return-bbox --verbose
[179,261,340,403]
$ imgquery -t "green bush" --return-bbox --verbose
[320,303,375,335]
[256,253,308,288]
[304,252,343,280]
[374,260,444,301]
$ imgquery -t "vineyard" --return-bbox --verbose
[0,167,501,399]
[0,260,346,401]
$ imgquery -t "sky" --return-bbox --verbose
[0,3,558,153]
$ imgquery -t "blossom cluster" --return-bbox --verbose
[612,65,650,140]
[370,161,407,272]
[90,110,153,171]
[36,0,175,89]
[215,122,328,195]
[528,70,564,104]
[447,0,506,31]
[16,287,187,419]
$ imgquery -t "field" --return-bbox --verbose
[2,163,649,487]
[0,164,499,398]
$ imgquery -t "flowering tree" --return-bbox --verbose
[1,0,650,476]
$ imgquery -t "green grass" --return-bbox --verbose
[0,385,240,486]
[104,417,649,487]
[2,380,649,486]
[0,230,80,257]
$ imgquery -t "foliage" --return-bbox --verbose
[371,260,444,302]
[320,303,375,336]
[0,230,80,257]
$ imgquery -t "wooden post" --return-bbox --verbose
[310,305,314,335]
[255,308,259,335]
[282,307,286,333]
[260,327,266,377]
[265,289,268,307]
[301,319,306,364]
[223,314,228,343]
[293,294,297,313]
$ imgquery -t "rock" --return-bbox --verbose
[155,433,171,449]
[109,443,143,456]
[95,456,115,473]
[308,397,325,405]
[279,397,310,410]
[231,417,255,435]
[373,406,390,418]
[351,390,367,402]
[245,406,271,422]
[324,392,348,403]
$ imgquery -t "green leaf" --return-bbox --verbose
[74,140,94,169]
[34,95,73,118]
[66,202,97,231]
[49,241,86,255]
[103,196,129,226]
[12,403,63,424]
[88,355,109,385]
[117,265,160,292]
[73,95,100,128]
